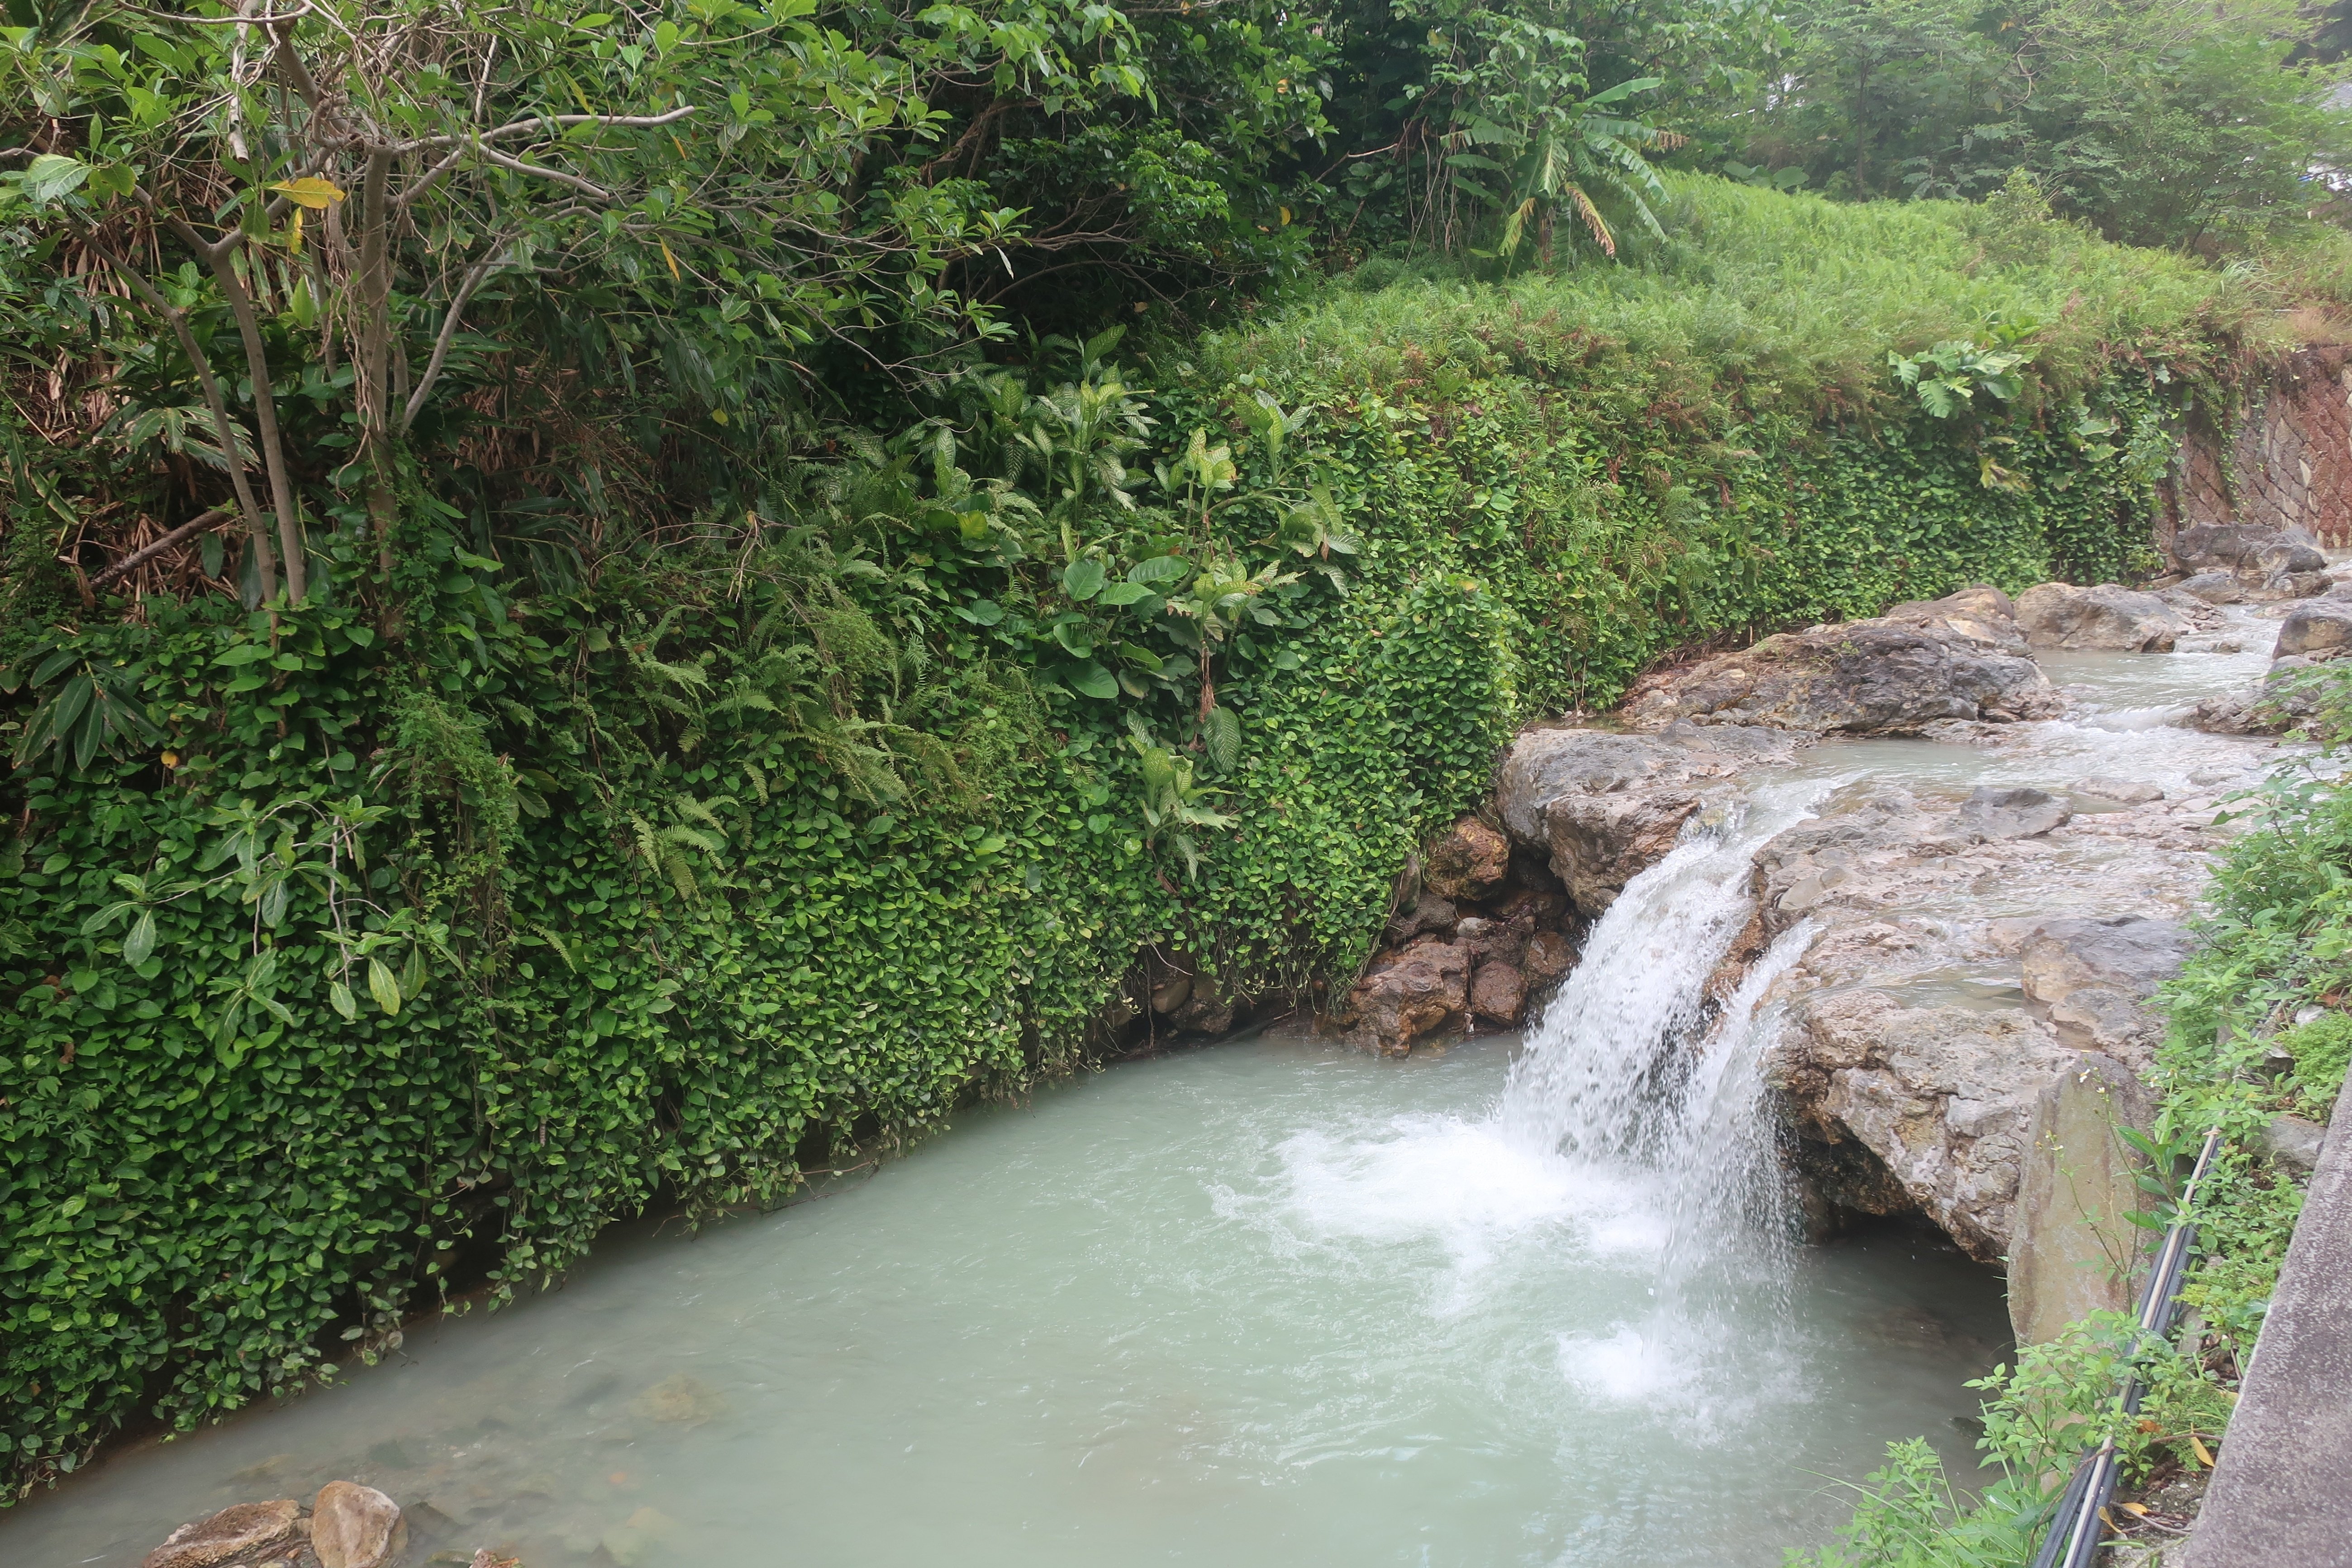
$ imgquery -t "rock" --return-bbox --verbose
[600,1506,677,1568]
[1958,786,2071,842]
[1883,584,2029,652]
[1521,927,1576,982]
[1421,816,1510,902]
[1333,936,1471,1055]
[1384,891,1458,945]
[2075,777,2166,805]
[1149,974,1191,1014]
[311,1482,405,1568]
[2254,1114,2329,1173]
[2273,601,2352,661]
[2175,523,2328,583]
[2176,572,2247,605]
[2326,579,2352,602]
[1493,724,1797,915]
[1620,614,2059,734]
[144,1501,304,1568]
[1776,990,2078,1261]
[2008,1053,2156,1346]
[1469,961,1528,1024]
[2019,916,2195,1071]
[2014,582,2187,652]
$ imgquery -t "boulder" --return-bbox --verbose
[2019,916,2195,1071]
[144,1501,304,1568]
[311,1482,405,1568]
[1494,723,1797,915]
[1620,615,2059,735]
[2008,1053,2156,1346]
[1521,927,1576,983]
[2253,1114,2328,1174]
[1421,815,1511,901]
[1883,585,2029,652]
[2175,523,2327,582]
[2176,572,2246,605]
[1776,989,2079,1261]
[1469,961,1528,1025]
[2273,601,2352,661]
[2013,582,2187,652]
[1958,786,2072,842]
[1384,891,1458,946]
[1333,936,1471,1055]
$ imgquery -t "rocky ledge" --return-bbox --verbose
[141,1483,439,1568]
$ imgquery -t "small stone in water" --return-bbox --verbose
[2073,777,2164,805]
[629,1372,727,1427]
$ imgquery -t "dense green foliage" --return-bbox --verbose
[1722,0,2352,249]
[0,168,2238,1494]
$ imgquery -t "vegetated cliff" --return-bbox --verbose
[0,175,2316,1493]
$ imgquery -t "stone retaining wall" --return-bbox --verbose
[2165,346,2352,551]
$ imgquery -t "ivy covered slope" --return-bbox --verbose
[0,176,2278,1492]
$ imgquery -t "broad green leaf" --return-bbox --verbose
[122,910,156,967]
[1052,621,1093,657]
[367,957,402,1017]
[1065,661,1119,700]
[1127,556,1188,584]
[1097,581,1152,605]
[329,981,357,1022]
[1204,705,1242,773]
[1062,558,1108,600]
[212,643,275,667]
[23,153,90,203]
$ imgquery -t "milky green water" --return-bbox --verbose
[2,1031,2004,1568]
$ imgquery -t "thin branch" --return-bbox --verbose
[475,145,614,201]
[400,246,508,434]
[89,508,233,588]
[389,105,697,156]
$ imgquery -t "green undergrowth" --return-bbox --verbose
[1791,669,2352,1568]
[0,176,2288,1497]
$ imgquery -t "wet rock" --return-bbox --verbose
[311,1482,404,1568]
[1777,989,2077,1261]
[1469,961,1528,1025]
[1149,974,1191,1014]
[1958,786,2072,842]
[2014,582,2187,652]
[1422,816,1511,902]
[1521,928,1576,983]
[1494,724,1799,914]
[2273,601,2352,661]
[600,1506,677,1568]
[2008,1053,2156,1345]
[2254,1113,2328,1173]
[2176,572,2247,605]
[144,1501,304,1568]
[2075,777,2166,805]
[1333,936,1471,1055]
[1384,891,1459,945]
[2174,523,2328,584]
[2018,916,2195,1072]
[1620,613,2059,734]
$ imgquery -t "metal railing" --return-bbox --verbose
[2028,1124,2227,1568]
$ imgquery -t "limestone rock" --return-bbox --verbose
[1421,816,1510,901]
[1620,612,2059,735]
[1777,989,2077,1261]
[2014,582,2187,652]
[2176,572,2246,605]
[2273,601,2352,661]
[1958,786,2071,842]
[2075,777,2165,805]
[2254,1114,2328,1173]
[1334,936,1471,1055]
[2019,916,2195,1071]
[1469,961,1528,1024]
[310,1482,405,1568]
[2008,1053,2156,1346]
[1882,584,2030,652]
[144,1501,304,1568]
[1493,723,1796,915]
[2174,523,2328,584]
